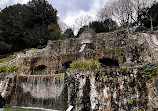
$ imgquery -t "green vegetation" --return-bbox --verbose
[4,107,41,111]
[59,68,67,73]
[128,99,134,105]
[89,18,117,33]
[0,64,21,73]
[138,62,158,80]
[0,0,60,54]
[0,53,17,63]
[70,58,102,70]
[64,28,75,38]
[48,24,66,40]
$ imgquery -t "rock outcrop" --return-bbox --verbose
[66,69,158,111]
[0,29,158,110]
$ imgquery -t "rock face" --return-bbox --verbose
[66,69,158,111]
[1,68,157,111]
[1,30,158,110]
[15,30,158,73]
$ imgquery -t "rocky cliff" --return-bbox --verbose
[0,29,158,110]
[66,68,158,111]
[14,29,158,74]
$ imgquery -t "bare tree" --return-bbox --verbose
[73,14,92,33]
[133,0,156,25]
[58,21,70,33]
[97,6,109,21]
[141,5,158,30]
[98,0,157,27]
[149,13,158,30]
[99,0,134,26]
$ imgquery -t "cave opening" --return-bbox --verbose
[32,65,47,75]
[62,61,72,69]
[99,58,119,67]
[34,65,47,70]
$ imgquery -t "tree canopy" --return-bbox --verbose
[0,0,60,54]
[64,28,74,38]
[89,19,117,33]
[22,0,58,28]
[1,0,158,55]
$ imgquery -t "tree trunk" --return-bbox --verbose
[151,17,153,31]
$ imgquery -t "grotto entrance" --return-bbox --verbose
[99,58,119,67]
[62,61,72,69]
[34,65,47,70]
[60,61,72,73]
[33,65,47,75]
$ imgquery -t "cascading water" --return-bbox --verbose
[79,38,91,52]
[79,44,86,52]
[0,73,14,98]
[11,74,68,110]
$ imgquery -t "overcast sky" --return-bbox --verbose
[0,0,107,27]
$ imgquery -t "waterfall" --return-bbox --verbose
[79,44,86,52]
[0,73,14,98]
[12,74,67,110]
[79,38,91,52]
[21,76,64,99]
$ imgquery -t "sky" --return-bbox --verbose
[0,0,107,27]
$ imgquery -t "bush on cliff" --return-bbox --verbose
[70,58,102,70]
[0,53,17,63]
[0,64,21,73]
[138,62,158,80]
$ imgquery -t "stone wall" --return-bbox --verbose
[16,30,158,73]
[1,30,158,73]
[66,69,158,111]
[1,67,158,111]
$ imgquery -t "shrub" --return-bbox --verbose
[135,26,148,32]
[70,58,102,70]
[138,62,158,80]
[0,53,17,63]
[128,99,134,105]
[0,64,21,73]
[0,65,7,72]
[19,52,24,54]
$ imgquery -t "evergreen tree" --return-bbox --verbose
[89,19,117,33]
[22,0,58,28]
[0,0,60,54]
[0,4,26,51]
[64,28,74,38]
